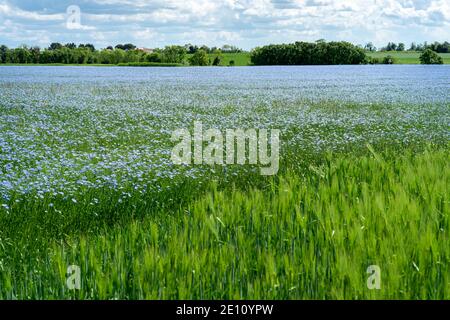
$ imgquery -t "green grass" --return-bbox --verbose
[368,51,450,64]
[0,145,448,299]
[215,52,252,66]
[185,52,252,66]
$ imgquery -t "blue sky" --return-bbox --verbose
[0,0,449,50]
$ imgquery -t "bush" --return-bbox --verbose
[369,57,381,65]
[189,49,209,66]
[382,55,396,64]
[161,46,187,64]
[212,56,221,66]
[420,49,444,64]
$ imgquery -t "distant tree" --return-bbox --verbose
[251,41,367,65]
[397,43,405,51]
[212,49,223,66]
[385,42,397,51]
[0,45,8,63]
[115,43,136,51]
[48,42,63,51]
[65,43,77,49]
[79,43,96,51]
[420,49,443,64]
[409,42,417,51]
[200,45,211,53]
[364,42,376,52]
[221,45,242,53]
[229,60,236,67]
[189,49,209,66]
[106,46,114,50]
[12,47,32,63]
[416,43,425,51]
[427,41,450,53]
[185,44,198,54]
[30,46,41,63]
[161,46,186,64]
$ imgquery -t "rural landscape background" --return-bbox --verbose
[1,40,450,66]
[0,0,449,300]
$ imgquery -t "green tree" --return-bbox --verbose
[364,42,376,52]
[12,47,32,63]
[189,49,209,66]
[419,49,444,64]
[48,42,63,51]
[65,43,77,49]
[146,52,162,63]
[409,42,417,51]
[212,49,223,66]
[397,43,405,51]
[251,41,367,66]
[0,45,8,63]
[79,43,96,51]
[30,47,41,63]
[161,46,186,64]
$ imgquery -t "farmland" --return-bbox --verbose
[0,65,449,299]
[213,52,450,66]
[203,52,450,66]
[367,51,450,64]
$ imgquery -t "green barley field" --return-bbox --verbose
[0,65,449,299]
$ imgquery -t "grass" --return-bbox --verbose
[0,145,449,299]
[215,52,252,66]
[367,51,450,64]
[184,52,251,66]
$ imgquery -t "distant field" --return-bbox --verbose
[185,52,251,66]
[368,51,450,64]
[215,52,251,66]
[211,52,450,66]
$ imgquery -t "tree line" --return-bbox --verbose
[0,40,447,66]
[0,43,242,65]
[0,43,186,65]
[250,41,367,65]
[365,41,450,53]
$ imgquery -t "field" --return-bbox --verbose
[201,52,450,66]
[213,52,252,66]
[0,66,449,299]
[368,51,450,64]
[184,52,252,66]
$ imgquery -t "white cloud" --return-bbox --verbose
[0,2,64,21]
[0,0,449,49]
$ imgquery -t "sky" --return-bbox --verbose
[0,0,449,50]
